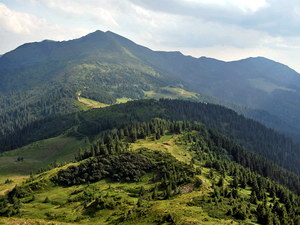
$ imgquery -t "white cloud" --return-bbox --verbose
[0,3,48,34]
[183,0,269,13]
[0,2,93,53]
[30,0,119,27]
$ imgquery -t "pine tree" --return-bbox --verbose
[137,198,143,207]
[217,177,224,187]
[152,185,158,200]
[250,190,258,204]
[139,186,145,197]
[165,184,172,199]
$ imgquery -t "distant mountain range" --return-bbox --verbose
[1,30,300,142]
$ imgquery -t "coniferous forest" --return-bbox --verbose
[2,99,300,178]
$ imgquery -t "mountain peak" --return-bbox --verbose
[233,56,297,72]
[80,30,106,40]
[0,30,125,68]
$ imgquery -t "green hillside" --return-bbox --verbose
[1,30,300,143]
[0,119,299,224]
[2,99,300,184]
[0,31,185,139]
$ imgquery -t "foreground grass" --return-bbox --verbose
[0,217,78,225]
[1,175,239,224]
[0,133,261,224]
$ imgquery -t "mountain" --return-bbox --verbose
[0,30,188,138]
[104,31,300,140]
[1,30,300,143]
[0,30,181,93]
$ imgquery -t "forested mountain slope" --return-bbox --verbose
[105,31,300,141]
[1,99,300,183]
[0,31,186,137]
[1,31,300,142]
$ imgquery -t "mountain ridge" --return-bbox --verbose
[1,30,297,72]
[1,30,300,143]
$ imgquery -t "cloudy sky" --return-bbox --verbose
[1,0,300,71]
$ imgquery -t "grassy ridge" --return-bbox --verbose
[1,127,298,224]
[0,132,239,224]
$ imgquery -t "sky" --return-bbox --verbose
[1,0,300,72]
